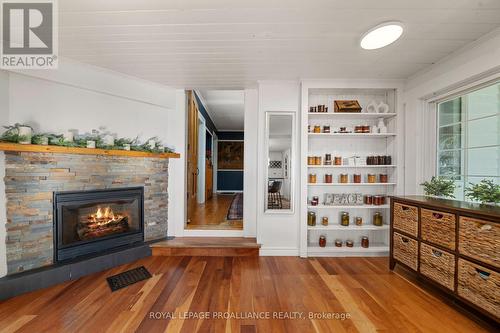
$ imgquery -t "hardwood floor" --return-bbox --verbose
[0,256,493,333]
[186,194,243,230]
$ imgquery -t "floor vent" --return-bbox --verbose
[106,266,152,291]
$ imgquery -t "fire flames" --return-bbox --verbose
[89,206,122,225]
[77,206,129,240]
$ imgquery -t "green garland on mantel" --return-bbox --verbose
[0,124,174,154]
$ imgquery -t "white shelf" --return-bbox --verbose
[308,165,396,169]
[309,133,396,138]
[308,183,396,186]
[308,112,397,119]
[307,205,389,209]
[307,244,389,257]
[308,225,389,231]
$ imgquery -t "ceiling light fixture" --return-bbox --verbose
[360,21,404,50]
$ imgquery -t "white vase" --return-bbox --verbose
[103,134,114,146]
[148,139,156,149]
[377,118,387,133]
[17,126,32,144]
[366,101,378,113]
[123,144,131,151]
[377,102,389,113]
[63,131,74,142]
[86,140,96,149]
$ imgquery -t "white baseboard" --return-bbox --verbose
[259,247,299,256]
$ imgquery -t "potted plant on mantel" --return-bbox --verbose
[420,176,456,199]
[465,180,500,206]
[1,123,33,145]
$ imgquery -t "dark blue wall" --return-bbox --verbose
[217,170,244,192]
[216,131,244,141]
[194,92,217,134]
[216,132,244,192]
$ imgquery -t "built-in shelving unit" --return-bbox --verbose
[300,81,402,257]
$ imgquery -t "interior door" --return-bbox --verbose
[186,91,199,224]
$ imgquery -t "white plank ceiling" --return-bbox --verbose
[59,0,500,88]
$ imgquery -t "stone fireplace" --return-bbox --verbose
[4,151,170,275]
[53,187,144,262]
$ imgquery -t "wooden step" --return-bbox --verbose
[150,237,260,257]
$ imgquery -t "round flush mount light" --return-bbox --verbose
[360,21,404,50]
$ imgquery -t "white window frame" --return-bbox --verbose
[435,80,500,200]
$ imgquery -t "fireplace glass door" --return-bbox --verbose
[54,187,144,262]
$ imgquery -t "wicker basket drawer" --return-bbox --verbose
[393,202,418,237]
[421,209,456,250]
[459,216,499,269]
[420,243,455,290]
[393,232,418,271]
[458,259,500,319]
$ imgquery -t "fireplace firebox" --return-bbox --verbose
[54,187,144,262]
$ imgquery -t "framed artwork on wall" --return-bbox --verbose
[218,141,244,169]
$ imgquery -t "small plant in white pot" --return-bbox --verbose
[420,177,456,198]
[465,180,500,206]
[0,123,32,144]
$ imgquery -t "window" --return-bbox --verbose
[437,82,500,200]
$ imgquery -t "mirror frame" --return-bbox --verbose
[264,111,295,214]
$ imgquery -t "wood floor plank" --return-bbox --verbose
[0,256,493,333]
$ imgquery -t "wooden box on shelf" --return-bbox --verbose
[333,100,362,113]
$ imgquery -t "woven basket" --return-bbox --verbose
[420,243,455,290]
[458,259,500,319]
[393,232,418,271]
[459,216,499,269]
[393,202,418,237]
[421,209,456,250]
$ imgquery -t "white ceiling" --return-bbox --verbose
[58,0,500,88]
[197,90,245,131]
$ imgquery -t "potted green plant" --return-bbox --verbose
[31,133,50,145]
[1,123,33,144]
[465,180,500,205]
[420,176,456,198]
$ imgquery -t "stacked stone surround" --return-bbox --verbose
[4,152,169,274]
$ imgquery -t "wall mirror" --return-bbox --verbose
[265,112,295,213]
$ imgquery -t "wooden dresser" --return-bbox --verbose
[390,196,499,323]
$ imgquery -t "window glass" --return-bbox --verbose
[436,82,499,201]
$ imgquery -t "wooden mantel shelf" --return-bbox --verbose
[0,142,180,159]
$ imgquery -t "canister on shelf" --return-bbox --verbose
[361,236,369,248]
[386,156,392,165]
[311,196,319,206]
[314,156,322,165]
[322,216,329,226]
[353,174,362,183]
[367,174,376,183]
[340,174,349,183]
[308,156,315,165]
[307,211,316,226]
[323,125,331,133]
[346,240,354,247]
[373,195,383,206]
[319,235,326,247]
[309,173,317,184]
[364,195,373,205]
[377,156,385,165]
[379,174,388,183]
[325,174,333,183]
[355,217,363,226]
[324,154,332,165]
[373,212,383,226]
[334,156,342,165]
[341,212,350,226]
[313,125,321,133]
[335,239,343,247]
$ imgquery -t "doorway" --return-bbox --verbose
[186,90,245,231]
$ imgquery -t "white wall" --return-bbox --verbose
[243,89,258,238]
[0,60,185,276]
[403,28,500,194]
[257,81,300,255]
